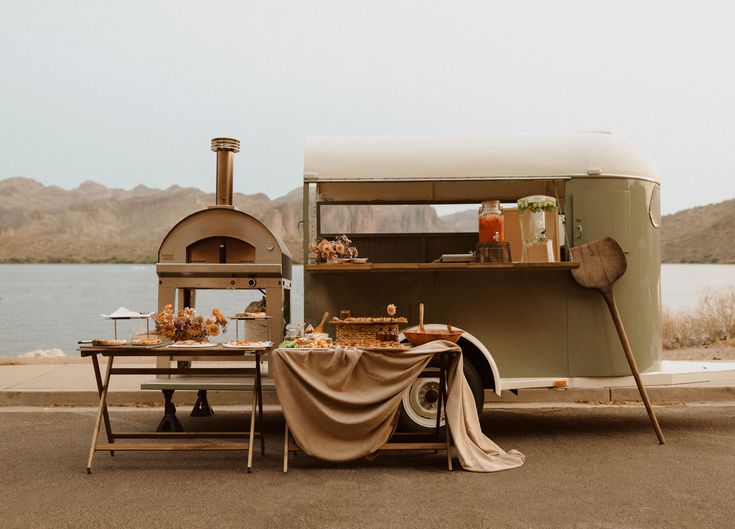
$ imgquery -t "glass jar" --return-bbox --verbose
[517,195,557,262]
[478,200,504,243]
[285,323,302,339]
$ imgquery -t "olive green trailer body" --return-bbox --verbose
[303,134,661,380]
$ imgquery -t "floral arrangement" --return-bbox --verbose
[310,234,358,263]
[154,305,227,342]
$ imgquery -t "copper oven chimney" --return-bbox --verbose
[210,137,240,206]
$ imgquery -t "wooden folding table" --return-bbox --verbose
[280,348,457,472]
[79,344,266,473]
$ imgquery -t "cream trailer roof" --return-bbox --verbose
[304,133,659,203]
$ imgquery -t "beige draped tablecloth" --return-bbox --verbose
[271,340,525,472]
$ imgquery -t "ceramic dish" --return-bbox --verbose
[167,342,217,348]
[223,341,272,349]
[403,329,464,347]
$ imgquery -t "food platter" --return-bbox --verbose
[280,338,333,349]
[281,347,335,352]
[167,341,217,348]
[360,345,412,352]
[91,339,128,346]
[335,339,410,351]
[131,337,162,346]
[331,317,408,324]
[222,341,273,349]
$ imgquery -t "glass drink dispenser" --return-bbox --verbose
[517,195,556,262]
[478,200,504,243]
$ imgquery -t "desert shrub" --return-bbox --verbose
[663,288,735,349]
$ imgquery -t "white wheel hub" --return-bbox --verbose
[401,369,445,429]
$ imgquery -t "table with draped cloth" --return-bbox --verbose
[270,340,525,472]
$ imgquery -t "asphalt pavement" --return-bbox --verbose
[2,361,734,406]
[1,404,733,529]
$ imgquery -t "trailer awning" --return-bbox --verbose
[304,133,659,202]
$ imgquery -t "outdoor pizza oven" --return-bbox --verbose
[156,137,292,343]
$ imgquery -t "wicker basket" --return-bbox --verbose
[330,319,407,343]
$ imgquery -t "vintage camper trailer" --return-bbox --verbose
[301,133,732,431]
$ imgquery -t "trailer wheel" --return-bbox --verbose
[397,359,484,433]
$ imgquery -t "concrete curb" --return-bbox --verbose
[485,386,735,403]
[2,386,735,407]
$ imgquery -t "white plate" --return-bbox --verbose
[280,347,335,352]
[167,342,217,348]
[223,341,273,349]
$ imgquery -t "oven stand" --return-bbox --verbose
[191,389,215,417]
[156,389,184,432]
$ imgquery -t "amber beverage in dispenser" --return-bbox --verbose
[479,200,504,243]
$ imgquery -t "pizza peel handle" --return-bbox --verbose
[570,237,665,444]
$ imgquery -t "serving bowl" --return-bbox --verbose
[403,328,464,347]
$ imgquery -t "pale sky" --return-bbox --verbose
[1,0,734,214]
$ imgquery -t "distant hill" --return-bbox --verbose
[440,209,476,232]
[0,177,732,263]
[661,198,735,263]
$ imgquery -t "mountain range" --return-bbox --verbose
[0,178,447,263]
[0,177,732,264]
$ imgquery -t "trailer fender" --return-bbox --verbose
[400,324,501,397]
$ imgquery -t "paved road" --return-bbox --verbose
[1,405,733,529]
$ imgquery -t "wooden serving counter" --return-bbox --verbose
[305,262,579,273]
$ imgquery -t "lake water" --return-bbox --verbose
[0,264,304,357]
[0,263,733,357]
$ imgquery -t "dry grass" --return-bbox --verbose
[663,288,735,349]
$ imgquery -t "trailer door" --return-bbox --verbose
[571,189,632,253]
